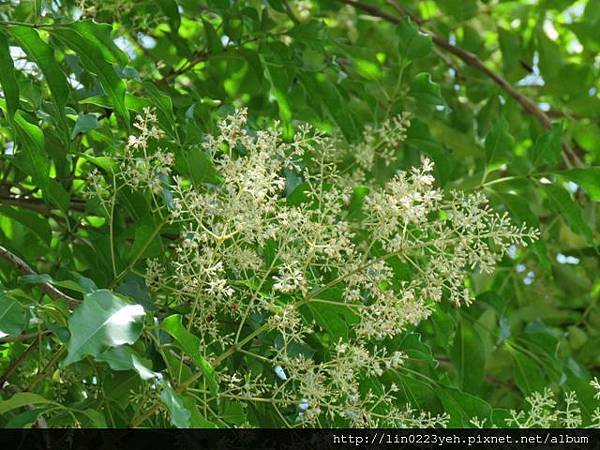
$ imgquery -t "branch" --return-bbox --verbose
[0,245,80,309]
[336,0,583,168]
[0,194,86,213]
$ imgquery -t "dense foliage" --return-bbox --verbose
[0,0,599,428]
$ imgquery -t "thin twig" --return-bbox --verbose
[0,331,49,344]
[0,245,80,308]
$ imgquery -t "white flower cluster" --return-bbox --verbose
[104,108,538,426]
[276,342,407,426]
[507,388,593,428]
[348,112,411,182]
[119,107,173,195]
[471,379,600,428]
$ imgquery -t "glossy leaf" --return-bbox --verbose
[0,393,59,415]
[71,113,99,139]
[95,345,161,380]
[50,26,129,125]
[8,25,69,110]
[160,382,191,428]
[161,315,219,396]
[62,290,145,366]
[485,116,513,165]
[397,18,432,60]
[451,319,485,394]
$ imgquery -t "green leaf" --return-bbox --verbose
[182,395,218,428]
[66,21,128,66]
[220,401,246,425]
[299,73,359,141]
[104,372,140,409]
[563,358,598,421]
[71,113,99,139]
[0,393,59,415]
[531,124,562,168]
[47,179,70,211]
[12,111,49,191]
[128,215,165,262]
[437,386,492,427]
[409,73,444,107]
[50,27,129,125]
[8,26,69,111]
[498,27,522,77]
[353,59,383,81]
[161,314,219,396]
[303,302,357,341]
[0,31,20,118]
[585,0,600,23]
[397,332,434,361]
[562,168,600,201]
[428,120,482,158]
[175,148,222,185]
[485,116,513,165]
[21,273,53,284]
[160,382,191,428]
[0,293,26,336]
[508,346,546,394]
[95,345,161,380]
[537,30,563,81]
[397,18,432,60]
[497,192,551,273]
[262,58,292,134]
[202,19,223,53]
[80,408,108,428]
[62,290,145,366]
[347,185,369,219]
[21,274,92,296]
[115,274,153,310]
[5,109,70,210]
[4,407,48,428]
[450,319,485,394]
[289,19,327,48]
[0,206,52,245]
[544,184,593,242]
[157,0,181,32]
[142,82,176,134]
[437,0,478,20]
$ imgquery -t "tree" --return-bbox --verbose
[0,0,599,428]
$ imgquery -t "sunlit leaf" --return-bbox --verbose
[62,290,145,366]
[160,382,191,428]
